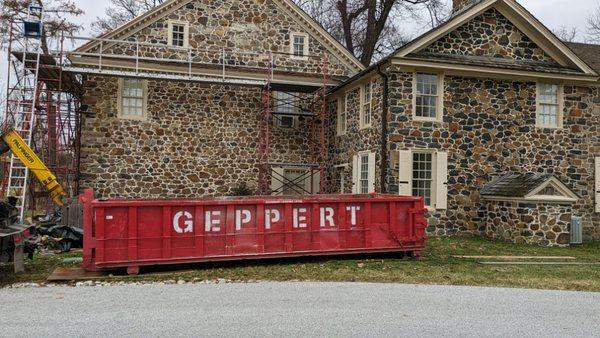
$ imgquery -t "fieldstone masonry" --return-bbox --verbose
[484,201,572,246]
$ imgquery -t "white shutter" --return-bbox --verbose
[310,170,321,194]
[352,155,359,194]
[368,152,376,193]
[436,151,448,210]
[595,157,600,213]
[398,150,412,196]
[271,167,284,196]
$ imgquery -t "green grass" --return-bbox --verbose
[2,236,599,291]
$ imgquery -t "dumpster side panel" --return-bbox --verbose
[82,190,428,271]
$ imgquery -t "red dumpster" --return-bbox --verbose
[80,189,428,274]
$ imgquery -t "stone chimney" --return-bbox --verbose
[452,0,476,14]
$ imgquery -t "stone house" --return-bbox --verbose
[72,0,600,245]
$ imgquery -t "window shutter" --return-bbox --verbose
[270,167,284,196]
[310,170,321,195]
[352,155,359,194]
[368,152,376,193]
[436,151,448,210]
[596,157,600,213]
[398,150,412,196]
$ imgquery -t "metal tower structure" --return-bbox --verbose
[257,53,330,196]
[2,6,82,221]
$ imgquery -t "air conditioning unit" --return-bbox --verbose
[570,216,583,245]
[278,115,295,128]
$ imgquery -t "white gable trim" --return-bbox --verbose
[395,0,496,58]
[482,176,579,204]
[499,0,596,75]
[393,0,597,76]
[75,0,363,72]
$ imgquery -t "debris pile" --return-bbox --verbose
[29,209,83,253]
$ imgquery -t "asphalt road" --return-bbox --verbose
[1,282,599,337]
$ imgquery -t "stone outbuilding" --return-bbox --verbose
[480,173,579,246]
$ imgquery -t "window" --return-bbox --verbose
[118,78,147,119]
[414,73,443,121]
[283,169,306,195]
[359,154,370,194]
[291,33,309,59]
[412,152,433,206]
[352,152,375,194]
[537,83,563,128]
[337,95,347,135]
[398,150,448,209]
[168,21,188,47]
[271,167,320,195]
[275,92,297,128]
[360,81,373,129]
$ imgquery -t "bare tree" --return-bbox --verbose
[1,0,84,53]
[587,5,600,43]
[91,0,164,35]
[554,26,578,42]
[294,0,447,65]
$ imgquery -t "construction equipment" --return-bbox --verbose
[0,129,66,208]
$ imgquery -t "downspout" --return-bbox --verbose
[377,63,389,194]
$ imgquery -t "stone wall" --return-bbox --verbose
[80,75,314,199]
[90,0,356,78]
[326,76,384,193]
[416,8,556,64]
[483,201,572,246]
[383,65,599,241]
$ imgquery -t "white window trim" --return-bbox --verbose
[412,72,444,122]
[359,80,374,129]
[353,151,376,194]
[273,91,298,128]
[117,78,148,121]
[335,163,349,193]
[536,82,564,129]
[398,149,448,211]
[290,32,309,60]
[337,94,348,136]
[168,21,189,48]
[275,115,298,128]
[411,149,437,210]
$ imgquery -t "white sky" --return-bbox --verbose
[73,0,599,39]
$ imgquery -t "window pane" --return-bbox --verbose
[121,79,145,117]
[293,35,305,57]
[415,73,438,118]
[412,152,433,206]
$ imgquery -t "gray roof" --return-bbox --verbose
[480,172,553,198]
[565,42,600,74]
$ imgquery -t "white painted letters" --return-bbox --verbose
[293,208,308,228]
[346,206,361,226]
[205,210,222,232]
[320,207,335,227]
[235,209,252,230]
[173,211,193,233]
[265,209,280,229]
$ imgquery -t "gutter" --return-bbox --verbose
[377,63,389,194]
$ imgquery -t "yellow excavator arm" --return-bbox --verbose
[0,130,65,207]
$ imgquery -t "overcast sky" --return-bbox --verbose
[72,0,599,39]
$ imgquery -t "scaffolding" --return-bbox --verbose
[257,53,329,196]
[2,8,82,221]
[2,8,339,212]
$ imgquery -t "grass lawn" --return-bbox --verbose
[1,236,599,291]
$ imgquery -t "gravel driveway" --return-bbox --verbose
[1,282,598,337]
